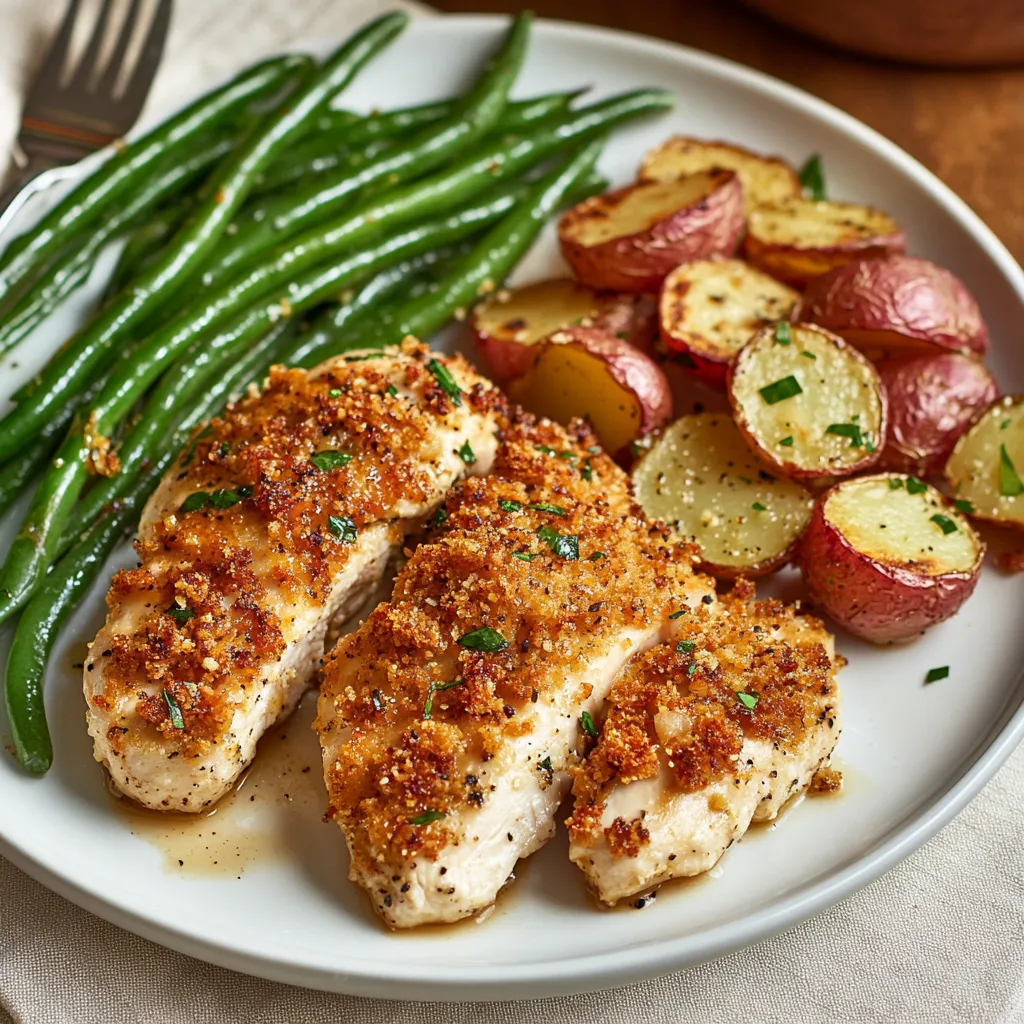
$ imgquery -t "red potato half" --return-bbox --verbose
[800,473,984,644]
[877,353,999,478]
[638,137,802,214]
[743,197,905,287]
[507,326,672,457]
[558,170,746,293]
[659,257,800,387]
[471,278,656,383]
[633,412,814,578]
[727,323,886,480]
[797,255,989,358]
[945,396,1024,528]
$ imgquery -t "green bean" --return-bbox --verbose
[202,88,669,295]
[205,13,533,288]
[103,204,190,302]
[0,54,312,312]
[0,182,530,624]
[0,134,239,356]
[0,13,409,461]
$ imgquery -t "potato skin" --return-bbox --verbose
[558,171,745,292]
[877,353,999,478]
[800,480,983,644]
[797,255,989,356]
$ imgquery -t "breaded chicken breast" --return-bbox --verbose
[316,413,714,928]
[567,581,841,904]
[85,341,504,811]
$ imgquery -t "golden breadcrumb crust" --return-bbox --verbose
[316,412,701,865]
[94,341,503,755]
[566,581,837,853]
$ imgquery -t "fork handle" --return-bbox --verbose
[0,155,59,225]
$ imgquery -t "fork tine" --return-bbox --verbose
[117,0,172,121]
[95,0,142,96]
[34,0,82,82]
[69,0,114,89]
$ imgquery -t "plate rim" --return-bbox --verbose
[2,12,1023,1001]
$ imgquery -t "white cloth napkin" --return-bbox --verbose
[0,2,1022,1022]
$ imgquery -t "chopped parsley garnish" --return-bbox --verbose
[534,444,556,455]
[409,810,446,826]
[999,444,1023,496]
[528,502,566,516]
[430,507,449,528]
[499,499,523,512]
[538,756,553,772]
[825,422,866,447]
[427,358,462,406]
[327,515,357,543]
[457,627,509,652]
[180,485,252,514]
[386,384,398,397]
[512,552,537,561]
[537,524,579,560]
[1002,419,1012,430]
[310,449,352,472]
[752,502,767,512]
[423,679,465,720]
[558,451,576,461]
[669,609,686,619]
[779,436,794,447]
[687,663,698,676]
[889,477,904,490]
[924,666,949,685]
[676,640,695,653]
[737,691,758,710]
[580,710,599,738]
[166,604,193,627]
[588,551,606,561]
[217,442,231,457]
[906,476,928,495]
[774,322,792,345]
[209,488,245,509]
[930,513,957,535]
[800,350,817,360]
[953,499,975,514]
[328,388,342,398]
[581,459,593,482]
[759,375,802,405]
[162,689,185,729]
[179,491,210,514]
[799,153,826,200]
[458,440,476,465]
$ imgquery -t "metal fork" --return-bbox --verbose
[0,0,173,220]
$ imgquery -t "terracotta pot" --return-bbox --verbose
[741,0,1024,67]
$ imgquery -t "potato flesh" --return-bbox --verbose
[826,475,979,576]
[945,397,1024,527]
[730,325,884,474]
[512,343,642,454]
[661,258,799,360]
[475,279,601,346]
[748,198,899,248]
[571,176,721,247]
[639,137,800,213]
[633,413,813,573]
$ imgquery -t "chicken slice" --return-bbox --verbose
[85,340,504,812]
[567,581,841,904]
[316,413,714,928]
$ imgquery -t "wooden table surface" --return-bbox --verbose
[434,0,1024,263]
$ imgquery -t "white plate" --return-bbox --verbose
[1,15,1023,1003]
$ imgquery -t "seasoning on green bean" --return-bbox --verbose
[0,12,409,463]
[0,54,312,313]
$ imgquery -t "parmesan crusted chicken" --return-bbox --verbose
[315,414,713,928]
[567,582,841,904]
[85,341,504,811]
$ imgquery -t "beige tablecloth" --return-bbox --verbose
[1,2,1023,1021]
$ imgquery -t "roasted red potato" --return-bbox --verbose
[633,412,814,578]
[945,396,1024,529]
[743,198,905,287]
[659,257,800,387]
[797,255,989,358]
[507,326,673,456]
[877,353,999,478]
[558,170,745,292]
[727,323,886,480]
[638,137,802,214]
[471,278,656,383]
[800,473,984,644]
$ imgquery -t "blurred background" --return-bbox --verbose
[434,0,1024,263]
